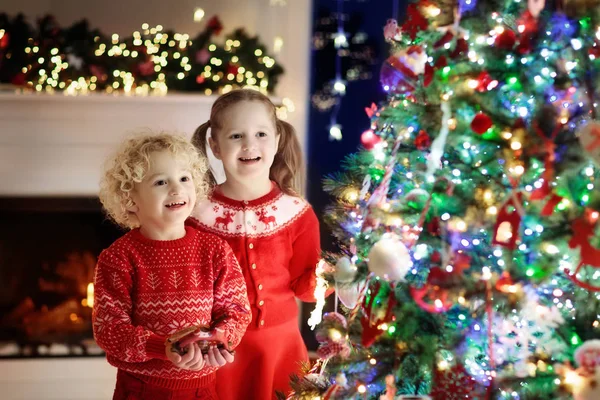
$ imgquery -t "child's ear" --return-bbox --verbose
[208,137,221,160]
[126,201,139,213]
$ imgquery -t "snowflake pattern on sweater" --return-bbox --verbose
[92,226,251,386]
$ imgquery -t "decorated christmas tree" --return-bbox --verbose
[292,0,600,399]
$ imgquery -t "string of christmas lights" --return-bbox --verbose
[311,0,377,141]
[0,12,283,96]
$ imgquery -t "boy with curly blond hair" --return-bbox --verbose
[94,133,250,400]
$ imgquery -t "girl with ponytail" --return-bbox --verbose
[189,89,327,400]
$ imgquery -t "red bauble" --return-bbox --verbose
[415,129,431,150]
[495,29,517,50]
[471,112,493,134]
[361,129,382,150]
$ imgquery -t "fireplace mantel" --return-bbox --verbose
[0,92,228,196]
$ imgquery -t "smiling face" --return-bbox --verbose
[127,150,197,239]
[208,100,280,187]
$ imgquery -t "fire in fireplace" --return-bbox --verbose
[0,197,123,358]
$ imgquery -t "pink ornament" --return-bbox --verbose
[196,48,211,64]
[138,60,155,76]
[528,0,545,18]
[383,19,401,41]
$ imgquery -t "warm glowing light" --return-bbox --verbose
[330,329,343,342]
[194,8,205,22]
[468,79,479,89]
[87,283,94,308]
[273,36,284,53]
[308,260,329,329]
[423,5,441,17]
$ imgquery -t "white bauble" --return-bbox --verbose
[337,281,363,309]
[367,234,412,281]
[577,121,600,167]
[333,257,357,283]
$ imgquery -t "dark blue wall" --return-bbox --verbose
[301,0,406,350]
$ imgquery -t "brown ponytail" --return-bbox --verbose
[272,119,304,196]
[192,89,305,196]
[191,121,218,188]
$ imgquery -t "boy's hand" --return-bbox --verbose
[203,346,235,368]
[165,342,205,370]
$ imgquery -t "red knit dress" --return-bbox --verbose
[189,183,322,400]
[92,226,251,398]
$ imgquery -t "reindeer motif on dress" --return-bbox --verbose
[214,210,235,230]
[255,209,277,229]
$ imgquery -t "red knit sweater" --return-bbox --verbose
[92,226,251,390]
[189,184,322,330]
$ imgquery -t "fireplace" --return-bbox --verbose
[0,197,123,358]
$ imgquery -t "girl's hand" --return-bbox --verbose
[165,342,206,370]
[203,346,235,368]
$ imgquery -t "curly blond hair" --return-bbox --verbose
[99,132,209,229]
